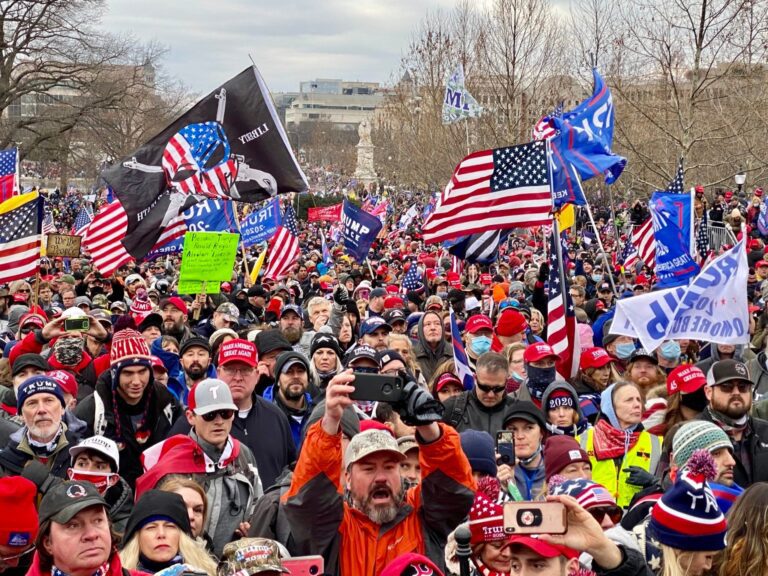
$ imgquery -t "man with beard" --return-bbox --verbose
[283,369,474,575]
[194,302,240,340]
[160,296,193,345]
[359,316,392,352]
[280,305,312,358]
[263,351,313,447]
[177,337,216,404]
[699,359,768,486]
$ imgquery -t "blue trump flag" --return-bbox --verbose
[145,199,237,259]
[759,198,768,237]
[341,200,382,262]
[240,198,281,247]
[551,69,626,188]
[650,164,699,287]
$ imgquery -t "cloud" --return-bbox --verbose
[101,0,451,93]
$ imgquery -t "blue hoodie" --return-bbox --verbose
[149,339,217,405]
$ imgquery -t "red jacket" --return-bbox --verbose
[26,550,147,576]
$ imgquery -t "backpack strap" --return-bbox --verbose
[447,392,469,429]
[94,392,107,436]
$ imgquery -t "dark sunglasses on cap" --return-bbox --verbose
[201,409,235,422]
[588,506,623,525]
[476,382,506,394]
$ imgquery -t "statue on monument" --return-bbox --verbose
[354,118,376,183]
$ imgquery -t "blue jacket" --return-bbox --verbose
[150,338,216,405]
[263,384,313,449]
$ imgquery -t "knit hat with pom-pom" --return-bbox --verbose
[649,449,727,551]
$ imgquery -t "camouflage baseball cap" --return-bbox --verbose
[344,429,405,469]
[218,538,288,575]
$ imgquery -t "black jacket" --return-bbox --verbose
[0,420,85,478]
[74,376,181,488]
[442,390,517,436]
[105,477,134,536]
[169,392,296,490]
[698,409,768,487]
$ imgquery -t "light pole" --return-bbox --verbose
[735,171,746,196]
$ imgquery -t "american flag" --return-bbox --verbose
[42,211,55,235]
[632,217,656,268]
[162,122,238,199]
[82,201,132,276]
[72,206,93,237]
[532,102,564,141]
[450,309,475,389]
[621,235,639,271]
[0,148,19,203]
[664,159,685,194]
[150,214,187,252]
[547,229,579,379]
[401,261,422,293]
[423,141,553,245]
[263,204,300,280]
[0,192,42,282]
[696,210,710,263]
[320,228,333,268]
[451,255,464,276]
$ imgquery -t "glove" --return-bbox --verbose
[538,262,549,282]
[393,376,444,426]
[623,466,660,489]
[333,285,349,305]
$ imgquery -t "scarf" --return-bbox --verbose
[138,553,183,574]
[545,419,589,438]
[472,557,509,576]
[705,406,749,434]
[27,426,63,456]
[52,562,109,576]
[592,418,642,460]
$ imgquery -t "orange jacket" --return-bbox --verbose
[283,421,475,576]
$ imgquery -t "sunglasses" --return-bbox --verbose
[201,409,235,422]
[476,382,506,394]
[716,381,752,394]
[588,506,623,525]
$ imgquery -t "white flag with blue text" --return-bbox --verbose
[610,240,749,352]
[442,64,483,124]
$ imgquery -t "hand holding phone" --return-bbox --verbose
[496,430,515,465]
[349,373,404,403]
[503,502,567,535]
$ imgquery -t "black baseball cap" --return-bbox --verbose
[630,348,658,365]
[707,359,752,387]
[179,336,211,356]
[11,354,49,377]
[247,285,268,298]
[39,481,107,524]
[344,345,378,367]
[274,351,310,375]
[383,309,406,325]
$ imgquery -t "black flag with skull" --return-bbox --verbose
[101,65,307,261]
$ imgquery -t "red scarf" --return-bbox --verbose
[592,419,642,460]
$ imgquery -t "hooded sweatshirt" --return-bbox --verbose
[413,310,452,382]
[541,380,588,437]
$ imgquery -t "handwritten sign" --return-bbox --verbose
[46,234,82,258]
[178,232,240,295]
[177,279,220,295]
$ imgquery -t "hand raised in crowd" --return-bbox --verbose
[333,285,349,305]
[323,369,356,435]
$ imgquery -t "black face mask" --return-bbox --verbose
[681,388,708,413]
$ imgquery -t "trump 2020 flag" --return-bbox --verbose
[100,66,307,262]
[240,197,282,247]
[550,68,626,186]
[342,200,382,262]
[442,64,483,124]
[611,239,748,352]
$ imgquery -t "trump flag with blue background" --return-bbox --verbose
[341,200,382,262]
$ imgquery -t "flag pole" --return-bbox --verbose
[464,120,470,156]
[584,201,619,298]
[232,201,253,287]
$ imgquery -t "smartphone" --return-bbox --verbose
[496,431,515,465]
[64,317,90,332]
[503,502,567,535]
[349,373,405,403]
[281,556,324,576]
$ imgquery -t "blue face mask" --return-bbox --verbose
[615,342,636,360]
[592,274,603,283]
[437,291,448,299]
[660,341,681,361]
[470,336,492,355]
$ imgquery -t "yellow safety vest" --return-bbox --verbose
[578,428,662,509]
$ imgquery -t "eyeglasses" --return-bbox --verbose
[476,382,506,394]
[201,409,235,422]
[0,546,35,563]
[716,381,752,394]
[221,365,255,377]
[587,506,623,525]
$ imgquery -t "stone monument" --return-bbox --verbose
[354,119,377,185]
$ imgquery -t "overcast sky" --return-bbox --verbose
[102,0,568,95]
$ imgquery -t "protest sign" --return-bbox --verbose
[178,231,240,295]
[341,200,382,262]
[240,198,281,247]
[611,240,748,351]
[308,203,342,223]
[46,234,82,258]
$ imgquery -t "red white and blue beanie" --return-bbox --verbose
[110,329,153,383]
[649,450,727,551]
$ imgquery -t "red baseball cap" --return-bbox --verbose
[217,339,258,367]
[667,365,707,395]
[46,370,78,399]
[580,347,613,370]
[507,535,578,560]
[151,356,167,373]
[523,342,558,363]
[435,372,464,392]
[466,315,493,334]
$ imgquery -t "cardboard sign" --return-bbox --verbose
[46,234,82,258]
[178,232,240,294]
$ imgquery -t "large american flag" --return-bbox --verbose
[151,214,187,252]
[42,211,55,235]
[162,122,238,199]
[547,229,579,379]
[532,102,563,141]
[632,217,656,268]
[0,192,42,282]
[423,141,553,245]
[621,235,639,271]
[82,201,132,276]
[0,148,19,203]
[401,260,422,293]
[263,204,300,280]
[72,206,93,237]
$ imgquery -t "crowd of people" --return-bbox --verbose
[0,173,767,576]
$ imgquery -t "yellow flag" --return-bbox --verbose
[556,204,575,231]
[250,247,267,283]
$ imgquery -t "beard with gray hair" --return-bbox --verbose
[349,482,406,524]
